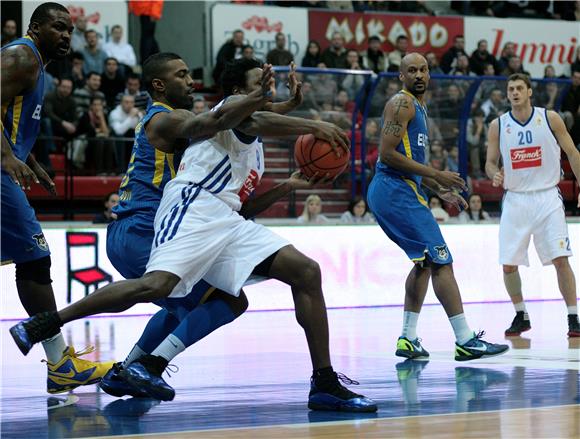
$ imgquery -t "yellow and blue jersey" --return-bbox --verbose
[1,37,45,162]
[114,102,183,221]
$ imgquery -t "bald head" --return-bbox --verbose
[399,53,429,96]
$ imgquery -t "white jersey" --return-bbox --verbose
[169,99,264,211]
[499,107,560,192]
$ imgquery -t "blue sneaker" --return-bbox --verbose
[395,336,430,360]
[119,355,175,401]
[455,331,509,361]
[308,372,377,413]
[100,363,149,398]
[10,312,62,356]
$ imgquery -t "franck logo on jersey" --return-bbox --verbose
[239,170,260,203]
[510,146,542,169]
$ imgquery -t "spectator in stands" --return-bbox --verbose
[109,95,143,172]
[387,35,408,72]
[192,97,208,115]
[361,35,387,74]
[429,140,447,172]
[77,97,116,175]
[114,74,151,111]
[310,70,338,108]
[71,52,86,89]
[82,30,108,75]
[571,47,580,74]
[302,40,322,68]
[213,29,245,84]
[439,84,463,144]
[74,72,105,118]
[429,195,449,223]
[321,32,348,69]
[480,88,506,123]
[497,41,515,73]
[469,39,497,75]
[298,81,321,112]
[340,197,375,224]
[42,78,78,149]
[544,64,557,79]
[535,81,559,111]
[562,70,580,148]
[425,51,443,75]
[297,194,329,224]
[241,45,255,60]
[101,58,126,110]
[450,54,476,77]
[342,49,366,100]
[93,192,120,224]
[103,25,137,69]
[369,79,400,117]
[441,35,467,74]
[466,108,486,178]
[266,32,294,66]
[447,145,459,173]
[501,55,528,77]
[71,15,88,52]
[458,194,490,224]
[1,19,17,46]
[322,90,351,130]
[364,119,380,170]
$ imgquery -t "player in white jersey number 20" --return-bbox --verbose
[486,73,580,338]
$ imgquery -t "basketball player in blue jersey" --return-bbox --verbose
[2,2,114,393]
[367,53,509,361]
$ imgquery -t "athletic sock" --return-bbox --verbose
[151,334,185,363]
[514,302,527,313]
[42,332,67,364]
[401,311,420,340]
[134,309,180,354]
[449,314,474,345]
[122,344,147,368]
[567,305,578,316]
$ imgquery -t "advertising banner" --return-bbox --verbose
[308,10,464,60]
[464,17,579,77]
[211,3,309,67]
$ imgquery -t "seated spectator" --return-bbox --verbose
[340,197,375,224]
[103,25,137,69]
[74,72,105,118]
[544,64,556,79]
[76,97,116,175]
[1,19,17,46]
[501,55,529,77]
[361,35,387,73]
[213,29,245,84]
[369,79,399,117]
[71,15,88,53]
[321,32,348,69]
[298,81,321,112]
[497,41,515,73]
[241,45,256,60]
[450,54,477,77]
[458,194,491,223]
[101,57,126,110]
[302,40,322,68]
[447,145,459,173]
[429,140,447,171]
[266,32,294,66]
[429,195,449,223]
[535,81,559,111]
[109,95,143,171]
[297,194,330,224]
[310,71,338,107]
[93,192,120,224]
[342,49,366,100]
[466,108,486,178]
[114,74,151,111]
[42,78,78,151]
[438,84,463,144]
[441,35,467,73]
[562,70,580,147]
[425,51,443,75]
[480,88,506,123]
[469,39,497,76]
[71,52,86,89]
[192,97,208,115]
[387,35,408,72]
[82,30,108,75]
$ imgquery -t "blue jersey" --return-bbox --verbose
[1,37,45,162]
[376,90,429,187]
[114,102,183,221]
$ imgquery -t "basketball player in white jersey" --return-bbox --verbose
[486,73,580,338]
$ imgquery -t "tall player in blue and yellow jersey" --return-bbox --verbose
[1,2,113,392]
[367,53,509,361]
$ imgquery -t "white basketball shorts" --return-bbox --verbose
[499,186,572,266]
[145,184,289,298]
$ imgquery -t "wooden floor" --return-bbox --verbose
[1,301,578,439]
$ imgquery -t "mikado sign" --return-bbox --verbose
[464,17,579,77]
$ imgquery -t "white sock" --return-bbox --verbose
[151,334,185,362]
[401,311,420,340]
[514,302,528,316]
[567,305,578,316]
[41,332,67,364]
[449,314,474,345]
[122,345,147,368]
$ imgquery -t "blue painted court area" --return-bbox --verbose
[0,302,578,438]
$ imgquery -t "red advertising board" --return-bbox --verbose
[308,10,464,59]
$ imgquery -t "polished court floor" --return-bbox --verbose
[0,301,578,438]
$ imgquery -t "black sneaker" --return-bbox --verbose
[504,311,531,336]
[10,312,62,355]
[568,314,580,337]
[308,371,377,412]
[119,355,176,401]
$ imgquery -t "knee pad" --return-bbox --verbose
[15,256,52,284]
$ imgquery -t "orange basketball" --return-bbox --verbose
[294,134,350,179]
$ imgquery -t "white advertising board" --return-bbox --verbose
[2,224,576,320]
[211,3,308,67]
[464,17,579,77]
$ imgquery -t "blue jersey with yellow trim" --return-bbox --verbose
[376,90,429,186]
[114,102,183,220]
[1,37,45,162]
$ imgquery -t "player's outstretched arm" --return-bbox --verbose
[263,62,303,115]
[379,93,466,191]
[485,118,504,187]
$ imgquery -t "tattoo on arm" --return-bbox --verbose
[393,98,410,119]
[383,121,403,137]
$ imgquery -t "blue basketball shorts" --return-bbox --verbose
[367,173,452,265]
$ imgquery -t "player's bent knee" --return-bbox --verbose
[503,265,518,274]
[15,256,52,284]
[139,271,179,301]
[299,258,321,286]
